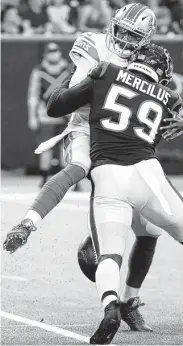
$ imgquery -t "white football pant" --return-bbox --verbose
[91,159,183,256]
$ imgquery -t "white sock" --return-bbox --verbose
[102,295,118,309]
[121,284,139,303]
[23,210,42,225]
[96,258,120,309]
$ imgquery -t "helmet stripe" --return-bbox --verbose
[122,3,137,19]
[133,6,148,22]
[126,3,144,21]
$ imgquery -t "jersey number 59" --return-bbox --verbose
[101,84,163,144]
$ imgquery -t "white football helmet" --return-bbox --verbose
[106,3,157,58]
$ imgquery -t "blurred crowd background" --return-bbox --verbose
[1,0,183,36]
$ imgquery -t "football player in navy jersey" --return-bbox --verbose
[5,3,181,331]
[28,44,183,344]
[4,3,161,334]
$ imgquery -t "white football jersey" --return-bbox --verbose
[66,32,129,135]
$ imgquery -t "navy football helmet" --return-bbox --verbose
[128,43,173,85]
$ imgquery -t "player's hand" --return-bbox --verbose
[160,110,183,141]
[3,228,31,254]
[88,61,109,80]
[28,117,39,131]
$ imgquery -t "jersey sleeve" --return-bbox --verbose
[47,77,94,118]
[69,32,100,66]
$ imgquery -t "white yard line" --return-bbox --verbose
[1,275,28,282]
[1,311,89,344]
[2,323,92,327]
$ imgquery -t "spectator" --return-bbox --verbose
[47,0,76,34]
[159,0,183,33]
[1,0,20,7]
[148,0,172,34]
[19,0,50,34]
[27,43,69,187]
[1,6,23,34]
[108,0,126,13]
[77,0,112,32]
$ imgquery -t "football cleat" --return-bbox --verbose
[78,238,153,332]
[90,299,121,345]
[120,297,153,332]
[3,219,36,254]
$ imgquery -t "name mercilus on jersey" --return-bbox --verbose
[116,70,171,106]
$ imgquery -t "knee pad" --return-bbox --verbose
[146,222,162,237]
[132,211,162,238]
[98,254,122,268]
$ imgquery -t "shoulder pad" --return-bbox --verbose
[70,32,100,66]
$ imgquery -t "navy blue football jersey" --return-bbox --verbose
[47,62,182,166]
[88,63,182,166]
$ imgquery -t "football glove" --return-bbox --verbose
[161,109,183,141]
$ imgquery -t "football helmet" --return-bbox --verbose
[106,3,157,58]
[128,43,173,85]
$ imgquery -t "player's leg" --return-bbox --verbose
[37,124,55,187]
[3,132,90,253]
[39,150,52,187]
[134,159,183,244]
[53,123,67,170]
[26,132,90,221]
[120,213,161,331]
[123,213,161,300]
[90,165,133,344]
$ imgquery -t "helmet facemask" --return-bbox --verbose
[106,4,157,59]
[106,17,152,58]
[158,49,174,86]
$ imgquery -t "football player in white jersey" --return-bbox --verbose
[4,2,160,332]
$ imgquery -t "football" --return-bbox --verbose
[77,234,98,282]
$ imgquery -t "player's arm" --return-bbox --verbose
[47,61,108,118]
[69,56,94,87]
[69,32,100,67]
[47,76,94,118]
[47,32,100,117]
[161,93,183,140]
[69,32,101,87]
